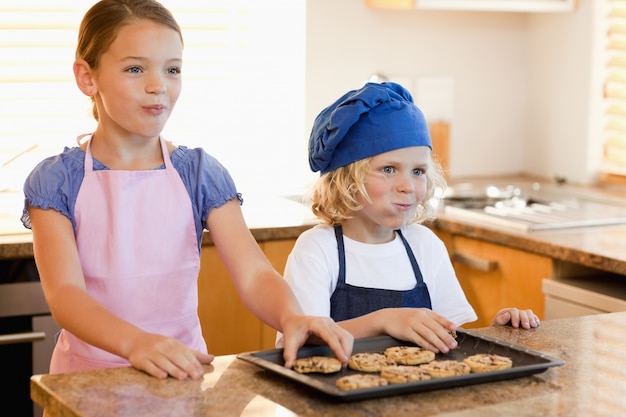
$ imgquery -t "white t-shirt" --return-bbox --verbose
[283,223,477,330]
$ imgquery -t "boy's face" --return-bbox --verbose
[351,146,430,239]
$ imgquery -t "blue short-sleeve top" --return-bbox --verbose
[21,144,242,253]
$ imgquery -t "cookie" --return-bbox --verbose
[463,353,513,373]
[380,365,432,384]
[336,374,389,391]
[348,352,396,372]
[292,356,342,374]
[384,346,435,365]
[420,360,471,378]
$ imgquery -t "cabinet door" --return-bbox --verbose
[197,246,262,355]
[448,235,551,328]
[260,239,297,350]
[197,239,296,355]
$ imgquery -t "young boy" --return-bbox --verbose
[279,82,539,353]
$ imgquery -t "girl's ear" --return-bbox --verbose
[73,59,97,97]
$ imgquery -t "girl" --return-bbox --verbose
[280,82,539,354]
[21,0,352,380]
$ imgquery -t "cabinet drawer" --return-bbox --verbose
[543,277,626,320]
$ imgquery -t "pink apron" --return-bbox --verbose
[50,136,206,373]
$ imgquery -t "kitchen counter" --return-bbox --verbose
[433,211,626,276]
[0,193,317,259]
[3,177,626,276]
[31,311,626,417]
[431,177,626,276]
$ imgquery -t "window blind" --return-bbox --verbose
[603,0,626,179]
[0,1,307,194]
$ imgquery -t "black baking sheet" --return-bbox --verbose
[237,329,564,401]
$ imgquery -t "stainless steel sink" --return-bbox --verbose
[442,182,626,231]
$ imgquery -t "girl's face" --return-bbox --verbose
[91,19,183,140]
[347,146,430,242]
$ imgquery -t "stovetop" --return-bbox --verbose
[442,182,626,231]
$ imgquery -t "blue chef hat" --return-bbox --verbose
[308,82,431,174]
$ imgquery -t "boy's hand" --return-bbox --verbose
[492,308,540,329]
[380,308,458,354]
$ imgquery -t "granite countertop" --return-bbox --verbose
[31,311,626,417]
[432,177,626,275]
[432,215,626,276]
[3,177,626,276]
[0,193,318,259]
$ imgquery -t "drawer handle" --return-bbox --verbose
[452,252,498,272]
[0,331,46,345]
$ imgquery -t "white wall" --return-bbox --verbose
[305,0,598,184]
[527,0,603,185]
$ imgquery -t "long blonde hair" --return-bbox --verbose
[309,152,447,225]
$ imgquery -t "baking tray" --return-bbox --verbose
[237,329,564,401]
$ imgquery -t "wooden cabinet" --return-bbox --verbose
[365,0,576,12]
[365,0,414,9]
[435,230,552,328]
[197,239,296,355]
[198,227,552,351]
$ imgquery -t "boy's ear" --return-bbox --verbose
[73,59,97,97]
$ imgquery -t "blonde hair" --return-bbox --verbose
[309,153,447,225]
[76,0,183,121]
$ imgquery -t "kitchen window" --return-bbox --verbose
[603,0,626,184]
[0,0,308,196]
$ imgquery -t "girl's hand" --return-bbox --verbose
[127,333,214,380]
[280,315,353,369]
[491,308,540,329]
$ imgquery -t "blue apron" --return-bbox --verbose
[330,224,432,322]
